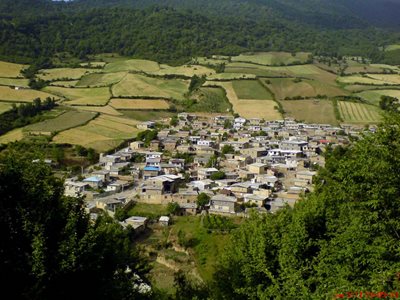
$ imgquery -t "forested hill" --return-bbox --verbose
[0,0,399,64]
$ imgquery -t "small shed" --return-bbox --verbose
[159,216,170,226]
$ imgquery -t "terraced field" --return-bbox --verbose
[281,100,337,124]
[0,128,24,144]
[37,68,100,81]
[0,102,14,114]
[0,78,30,88]
[44,86,111,105]
[231,52,311,66]
[151,64,215,77]
[120,110,175,121]
[103,59,160,73]
[337,75,394,85]
[52,114,141,152]
[110,98,170,110]
[50,80,79,87]
[356,89,400,106]
[232,80,273,100]
[75,105,122,116]
[367,74,400,85]
[0,86,59,102]
[0,61,27,77]
[338,102,382,123]
[207,73,256,81]
[112,74,188,100]
[77,72,127,87]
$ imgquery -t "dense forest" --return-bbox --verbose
[0,0,398,64]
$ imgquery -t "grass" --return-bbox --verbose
[186,87,231,113]
[120,110,175,121]
[52,114,141,152]
[356,89,400,106]
[232,80,274,100]
[207,73,256,80]
[384,44,400,52]
[0,61,27,78]
[231,52,311,66]
[338,101,382,124]
[263,78,347,100]
[109,98,170,110]
[366,74,400,85]
[75,105,123,116]
[79,61,106,68]
[24,110,97,134]
[370,64,400,73]
[103,59,160,73]
[37,68,100,81]
[337,75,392,85]
[76,72,127,87]
[151,64,215,77]
[43,86,111,106]
[281,99,338,124]
[0,86,59,102]
[50,80,79,87]
[0,128,25,144]
[0,78,30,88]
[0,102,14,114]
[206,81,281,120]
[112,74,188,100]
[127,203,168,219]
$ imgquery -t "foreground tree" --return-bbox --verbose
[0,154,150,299]
[212,114,400,299]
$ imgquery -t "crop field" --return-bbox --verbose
[24,110,97,134]
[338,101,382,124]
[337,75,392,85]
[206,81,281,119]
[344,65,387,75]
[384,44,400,52]
[370,64,400,73]
[188,87,231,113]
[44,86,111,106]
[76,72,127,87]
[0,86,59,102]
[120,110,175,121]
[49,80,79,87]
[231,52,310,66]
[232,80,273,100]
[103,59,160,73]
[75,105,122,116]
[0,102,14,114]
[356,89,400,106]
[112,74,188,100]
[0,61,27,78]
[207,73,256,80]
[52,114,141,151]
[281,100,338,124]
[0,128,24,144]
[37,68,100,81]
[109,98,170,110]
[263,78,346,99]
[195,57,229,66]
[80,62,106,68]
[0,78,30,88]
[151,64,215,77]
[366,74,400,85]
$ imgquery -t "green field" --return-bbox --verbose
[150,64,215,77]
[338,101,382,123]
[232,80,273,100]
[263,78,346,100]
[0,78,30,88]
[281,99,338,124]
[0,102,14,114]
[50,80,79,87]
[76,72,127,87]
[103,59,160,73]
[384,44,400,52]
[37,68,100,81]
[0,86,59,102]
[207,73,256,80]
[356,89,400,106]
[337,75,393,85]
[24,110,97,134]
[187,87,231,113]
[112,74,188,100]
[231,52,310,66]
[127,203,168,219]
[44,86,111,106]
[120,110,175,121]
[0,61,27,78]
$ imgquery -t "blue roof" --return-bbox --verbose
[83,176,102,182]
[144,166,160,171]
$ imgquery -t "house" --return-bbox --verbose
[92,170,111,182]
[209,195,238,214]
[197,140,215,147]
[162,138,178,151]
[141,175,181,195]
[137,121,155,130]
[83,176,103,188]
[296,171,317,184]
[241,147,269,158]
[188,179,215,191]
[179,203,198,215]
[96,198,124,212]
[244,194,268,207]
[64,181,88,197]
[143,166,161,180]
[130,141,145,150]
[169,158,185,169]
[234,117,246,129]
[230,182,252,195]
[149,140,160,151]
[145,152,162,160]
[146,157,161,167]
[197,168,219,180]
[105,180,130,193]
[123,216,148,233]
[248,163,269,175]
[159,216,170,226]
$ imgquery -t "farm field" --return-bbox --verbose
[0,61,27,78]
[52,114,141,151]
[370,64,400,73]
[337,75,393,85]
[103,59,160,73]
[384,44,400,52]
[0,128,24,144]
[44,86,111,105]
[80,62,106,68]
[37,68,100,81]
[0,78,30,88]
[232,80,273,100]
[0,86,59,102]
[77,72,127,87]
[356,89,400,106]
[0,102,14,114]
[109,98,170,110]
[366,74,400,85]
[281,100,338,124]
[112,74,188,100]
[195,57,229,66]
[188,87,231,113]
[75,105,122,116]
[338,101,382,124]
[207,73,256,80]
[231,52,310,66]
[263,78,346,99]
[49,80,79,87]
[120,110,175,121]
[24,110,97,134]
[151,64,215,77]
[207,81,281,119]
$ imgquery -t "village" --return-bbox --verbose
[64,113,368,233]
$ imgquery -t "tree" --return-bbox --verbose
[170,116,179,126]
[197,193,211,208]
[210,171,226,181]
[221,145,234,155]
[0,154,150,299]
[167,202,180,215]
